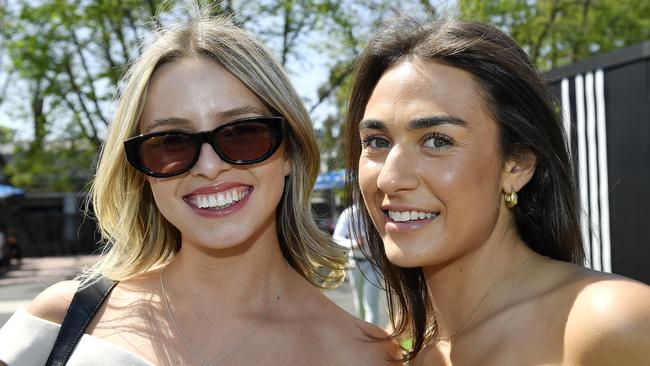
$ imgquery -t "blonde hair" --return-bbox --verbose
[84,15,346,288]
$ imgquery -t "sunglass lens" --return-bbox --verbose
[215,122,275,162]
[139,134,196,175]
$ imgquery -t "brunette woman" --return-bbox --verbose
[344,17,650,365]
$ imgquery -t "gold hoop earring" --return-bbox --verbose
[504,189,518,208]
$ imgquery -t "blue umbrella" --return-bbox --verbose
[314,170,346,191]
[0,184,25,199]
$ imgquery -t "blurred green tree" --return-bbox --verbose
[2,0,172,191]
[459,0,650,70]
[9,1,645,191]
[314,1,439,172]
[1,0,432,191]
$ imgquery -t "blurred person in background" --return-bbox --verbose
[0,224,7,270]
[6,228,20,265]
[333,205,382,326]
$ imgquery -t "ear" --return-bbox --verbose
[501,150,536,194]
[283,154,292,177]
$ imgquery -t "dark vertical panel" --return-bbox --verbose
[604,60,650,284]
[568,78,579,170]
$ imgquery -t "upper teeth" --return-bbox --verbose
[189,189,248,209]
[388,210,435,222]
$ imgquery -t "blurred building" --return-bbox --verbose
[546,40,650,284]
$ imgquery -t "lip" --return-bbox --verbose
[184,182,252,218]
[381,205,438,233]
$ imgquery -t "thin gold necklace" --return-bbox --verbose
[160,261,289,366]
[435,255,545,342]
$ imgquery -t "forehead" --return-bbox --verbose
[363,58,494,130]
[139,57,269,131]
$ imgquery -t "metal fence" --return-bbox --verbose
[1,192,100,257]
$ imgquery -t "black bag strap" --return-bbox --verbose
[44,276,118,366]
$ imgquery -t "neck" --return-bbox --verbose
[422,223,542,341]
[162,221,290,313]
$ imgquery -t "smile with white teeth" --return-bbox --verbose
[388,210,437,222]
[187,188,250,209]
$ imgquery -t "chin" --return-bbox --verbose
[383,238,431,268]
[182,227,252,250]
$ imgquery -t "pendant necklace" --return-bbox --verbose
[435,255,545,342]
[160,261,290,366]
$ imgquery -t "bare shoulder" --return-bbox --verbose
[563,268,650,365]
[320,313,402,365]
[296,289,402,365]
[25,280,80,324]
[350,318,403,365]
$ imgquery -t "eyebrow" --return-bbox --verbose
[144,117,190,133]
[359,115,467,131]
[144,105,268,133]
[358,119,386,130]
[407,115,467,130]
[215,105,268,119]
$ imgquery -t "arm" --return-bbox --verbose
[26,280,79,324]
[332,208,356,249]
[332,208,351,239]
[0,281,78,365]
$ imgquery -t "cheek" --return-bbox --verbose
[358,158,385,226]
[438,149,502,195]
[358,157,381,199]
[283,158,291,176]
[148,178,169,200]
[257,164,289,204]
[147,179,177,213]
[439,155,503,231]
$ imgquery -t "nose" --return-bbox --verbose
[376,145,419,195]
[190,142,233,179]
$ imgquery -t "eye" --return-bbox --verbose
[422,133,452,151]
[361,136,391,150]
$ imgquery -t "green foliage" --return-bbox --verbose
[5,140,96,192]
[459,0,650,70]
[1,0,167,192]
[9,0,643,192]
[2,0,425,191]
[317,0,650,173]
[0,126,15,144]
[311,1,438,172]
[4,0,169,139]
[315,58,355,171]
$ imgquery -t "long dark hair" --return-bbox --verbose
[343,17,584,361]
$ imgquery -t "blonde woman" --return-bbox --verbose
[0,15,399,366]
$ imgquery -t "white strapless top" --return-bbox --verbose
[0,309,154,366]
